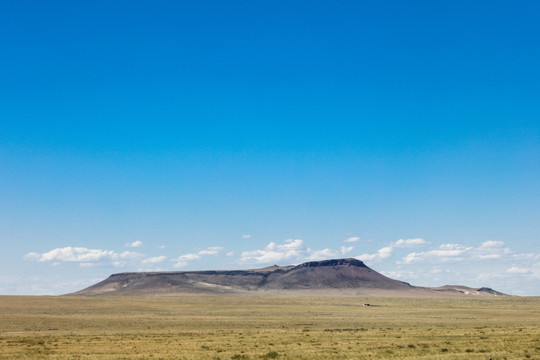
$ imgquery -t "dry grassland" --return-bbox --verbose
[0,295,539,359]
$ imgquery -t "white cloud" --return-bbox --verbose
[25,247,133,263]
[475,254,501,260]
[173,247,224,268]
[240,239,304,264]
[356,238,426,263]
[471,241,510,260]
[439,244,464,250]
[399,241,536,267]
[502,262,540,281]
[399,244,470,264]
[242,234,251,239]
[24,246,166,270]
[176,253,200,262]
[126,240,143,248]
[307,246,353,261]
[393,238,427,248]
[341,245,354,254]
[198,247,223,256]
[306,248,337,261]
[240,239,354,265]
[358,246,393,262]
[479,240,504,248]
[507,266,530,274]
[344,237,360,243]
[511,253,536,260]
[142,256,167,264]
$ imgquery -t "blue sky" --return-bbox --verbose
[1,0,539,295]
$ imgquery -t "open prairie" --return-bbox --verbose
[0,296,539,359]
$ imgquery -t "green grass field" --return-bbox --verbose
[0,295,539,359]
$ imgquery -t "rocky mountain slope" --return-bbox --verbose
[71,258,507,297]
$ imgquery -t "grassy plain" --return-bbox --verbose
[0,295,539,359]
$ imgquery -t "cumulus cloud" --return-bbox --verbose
[240,239,354,265]
[198,247,223,256]
[305,248,336,261]
[400,244,470,264]
[399,241,532,265]
[173,247,224,268]
[125,240,143,248]
[358,246,393,262]
[25,247,145,267]
[307,246,354,261]
[142,256,167,265]
[27,244,229,271]
[472,241,510,260]
[511,253,537,260]
[357,238,427,263]
[341,246,354,254]
[240,239,304,264]
[505,263,540,280]
[393,238,427,248]
[242,234,251,239]
[344,237,360,243]
[507,266,530,274]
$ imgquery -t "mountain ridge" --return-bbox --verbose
[71,258,508,297]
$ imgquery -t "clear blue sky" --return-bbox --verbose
[1,0,539,295]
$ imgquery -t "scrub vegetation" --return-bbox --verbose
[1,295,539,359]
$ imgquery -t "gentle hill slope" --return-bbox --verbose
[71,258,507,297]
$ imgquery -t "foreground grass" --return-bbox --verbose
[0,296,539,359]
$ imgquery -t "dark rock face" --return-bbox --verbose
[477,287,507,296]
[293,258,367,268]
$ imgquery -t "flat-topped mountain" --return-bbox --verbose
[71,258,507,297]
